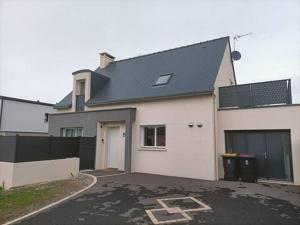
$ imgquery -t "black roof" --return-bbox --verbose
[55,37,229,108]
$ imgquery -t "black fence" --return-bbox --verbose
[219,79,292,108]
[0,136,95,168]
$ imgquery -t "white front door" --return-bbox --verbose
[106,127,122,169]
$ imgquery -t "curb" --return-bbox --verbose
[2,172,97,225]
[95,172,127,178]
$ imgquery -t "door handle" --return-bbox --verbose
[264,152,267,160]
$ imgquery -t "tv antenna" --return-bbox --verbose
[233,32,253,50]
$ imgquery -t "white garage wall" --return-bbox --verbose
[217,105,300,185]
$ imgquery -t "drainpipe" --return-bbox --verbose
[0,98,4,131]
[213,93,219,180]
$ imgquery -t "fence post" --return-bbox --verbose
[49,135,53,160]
[249,83,253,107]
[77,136,81,158]
[288,79,292,104]
[14,134,19,163]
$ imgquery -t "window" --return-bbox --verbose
[61,128,83,137]
[142,125,166,147]
[154,74,172,86]
[79,81,85,95]
[44,113,49,123]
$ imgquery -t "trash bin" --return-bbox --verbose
[239,154,256,183]
[222,153,239,181]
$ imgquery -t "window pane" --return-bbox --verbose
[155,74,172,85]
[77,128,83,137]
[79,82,85,95]
[66,129,72,137]
[156,126,166,146]
[144,127,155,146]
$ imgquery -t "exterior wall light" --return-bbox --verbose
[188,123,194,128]
[197,123,203,128]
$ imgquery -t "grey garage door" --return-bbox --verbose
[225,130,293,182]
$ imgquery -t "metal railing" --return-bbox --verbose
[219,79,292,108]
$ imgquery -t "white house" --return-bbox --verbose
[49,37,300,185]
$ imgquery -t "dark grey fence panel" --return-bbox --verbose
[78,137,96,170]
[251,81,290,106]
[219,79,292,108]
[0,136,17,162]
[15,136,51,162]
[0,136,96,165]
[51,137,79,159]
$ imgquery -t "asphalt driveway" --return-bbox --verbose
[15,172,300,225]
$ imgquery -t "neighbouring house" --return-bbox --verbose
[50,36,300,185]
[0,96,56,136]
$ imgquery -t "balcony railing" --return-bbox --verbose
[219,79,292,108]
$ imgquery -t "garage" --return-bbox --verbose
[225,130,293,182]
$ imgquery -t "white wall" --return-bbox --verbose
[0,162,14,189]
[89,95,216,181]
[0,99,56,133]
[0,158,79,190]
[217,105,300,185]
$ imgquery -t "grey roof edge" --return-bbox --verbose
[86,90,213,107]
[53,91,72,109]
[53,104,72,109]
[49,107,136,116]
[93,36,230,71]
[72,69,110,79]
[72,69,92,75]
[0,95,54,106]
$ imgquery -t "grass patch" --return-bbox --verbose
[0,174,93,224]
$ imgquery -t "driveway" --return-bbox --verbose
[15,172,300,225]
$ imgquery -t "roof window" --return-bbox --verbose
[154,74,172,86]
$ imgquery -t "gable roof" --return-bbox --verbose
[55,36,229,108]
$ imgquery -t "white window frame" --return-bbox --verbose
[141,125,166,149]
[61,127,83,137]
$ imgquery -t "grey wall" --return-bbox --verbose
[48,108,136,172]
[0,99,57,133]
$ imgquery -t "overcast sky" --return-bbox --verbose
[0,0,299,104]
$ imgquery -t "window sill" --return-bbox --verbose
[138,146,166,151]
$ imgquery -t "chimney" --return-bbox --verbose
[100,52,115,69]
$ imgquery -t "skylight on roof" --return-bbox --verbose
[154,74,172,86]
